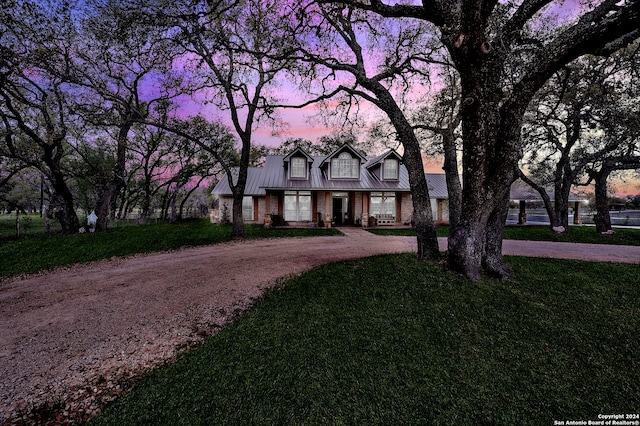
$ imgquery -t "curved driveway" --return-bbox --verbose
[0,228,638,423]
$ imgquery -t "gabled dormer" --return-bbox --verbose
[366,149,402,181]
[320,144,367,180]
[283,147,314,180]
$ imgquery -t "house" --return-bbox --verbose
[211,143,589,227]
[211,144,450,227]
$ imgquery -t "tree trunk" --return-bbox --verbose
[401,134,439,260]
[593,168,612,233]
[94,185,120,230]
[446,49,517,280]
[170,190,178,224]
[94,121,130,231]
[44,146,80,234]
[442,130,462,230]
[518,171,558,229]
[231,192,245,238]
[483,189,511,278]
[551,171,573,230]
[180,176,207,218]
[362,79,439,259]
[51,189,80,234]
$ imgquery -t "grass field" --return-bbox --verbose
[90,254,640,425]
[368,224,640,246]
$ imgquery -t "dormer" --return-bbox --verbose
[320,144,367,180]
[366,149,402,181]
[282,147,314,180]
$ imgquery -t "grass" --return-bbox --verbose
[368,224,640,245]
[90,254,640,425]
[0,218,341,278]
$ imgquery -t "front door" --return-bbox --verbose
[332,196,348,226]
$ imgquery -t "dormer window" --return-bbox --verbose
[290,157,307,179]
[383,158,398,180]
[331,152,360,179]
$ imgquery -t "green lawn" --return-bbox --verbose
[90,254,640,425]
[0,219,341,278]
[368,224,640,246]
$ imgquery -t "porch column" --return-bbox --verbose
[518,200,527,225]
[573,201,582,225]
[362,192,369,227]
[325,192,332,227]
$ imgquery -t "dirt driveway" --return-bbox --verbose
[1,229,638,424]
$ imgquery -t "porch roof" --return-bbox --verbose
[509,179,588,203]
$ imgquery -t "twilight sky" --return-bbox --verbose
[175,0,639,195]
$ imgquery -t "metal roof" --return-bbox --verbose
[425,174,449,198]
[211,162,588,204]
[509,179,587,202]
[211,167,266,196]
[364,149,402,169]
[260,155,411,191]
[211,154,427,195]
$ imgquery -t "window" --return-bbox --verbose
[242,196,254,220]
[370,192,396,216]
[383,158,398,180]
[290,157,307,179]
[284,191,311,221]
[331,152,359,179]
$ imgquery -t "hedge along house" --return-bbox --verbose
[211,144,450,227]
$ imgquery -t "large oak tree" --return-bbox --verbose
[329,0,640,279]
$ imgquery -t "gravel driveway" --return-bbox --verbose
[1,229,638,424]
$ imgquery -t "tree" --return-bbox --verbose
[159,0,297,238]
[330,0,640,279]
[519,56,620,230]
[65,0,180,231]
[588,156,640,232]
[521,43,639,233]
[0,0,81,233]
[290,5,442,259]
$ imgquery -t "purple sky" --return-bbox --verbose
[174,0,639,194]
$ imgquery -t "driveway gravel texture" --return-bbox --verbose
[1,228,638,425]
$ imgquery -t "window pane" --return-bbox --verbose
[383,159,398,179]
[331,154,359,178]
[299,195,311,221]
[370,196,382,215]
[242,196,253,220]
[340,159,351,177]
[370,193,395,216]
[383,196,396,215]
[351,159,360,178]
[284,195,297,221]
[290,157,306,178]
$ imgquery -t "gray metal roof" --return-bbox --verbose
[211,162,588,204]
[211,167,266,196]
[425,174,449,198]
[509,179,587,202]
[260,155,411,191]
[212,154,424,195]
[364,149,402,168]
